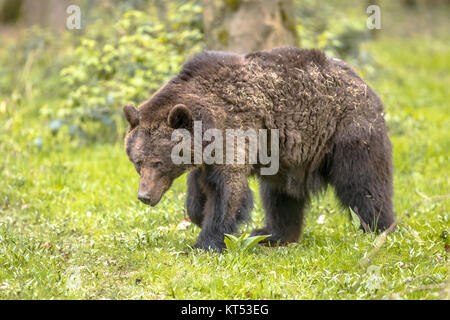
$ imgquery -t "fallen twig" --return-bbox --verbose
[359,220,398,268]
[360,192,450,268]
[351,193,450,293]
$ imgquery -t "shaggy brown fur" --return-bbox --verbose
[124,46,394,251]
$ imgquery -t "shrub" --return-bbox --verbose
[60,1,203,143]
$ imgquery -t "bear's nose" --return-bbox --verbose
[138,192,151,205]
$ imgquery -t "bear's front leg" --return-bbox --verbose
[186,169,207,227]
[193,167,253,252]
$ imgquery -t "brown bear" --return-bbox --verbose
[123,46,394,252]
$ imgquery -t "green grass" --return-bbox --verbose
[0,34,449,299]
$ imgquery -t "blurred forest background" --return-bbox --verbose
[0,0,447,144]
[0,0,448,299]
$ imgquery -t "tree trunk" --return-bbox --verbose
[0,0,23,24]
[203,0,298,53]
[22,0,74,30]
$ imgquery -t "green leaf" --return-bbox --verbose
[242,235,271,252]
[224,233,239,250]
[349,207,361,230]
[224,233,270,252]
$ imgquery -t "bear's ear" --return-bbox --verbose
[123,104,140,129]
[168,104,192,130]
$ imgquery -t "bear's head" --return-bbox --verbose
[123,103,193,206]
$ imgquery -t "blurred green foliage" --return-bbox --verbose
[295,0,370,59]
[59,1,202,142]
[0,0,372,144]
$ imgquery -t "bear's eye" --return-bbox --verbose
[135,160,143,168]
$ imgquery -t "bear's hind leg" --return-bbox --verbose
[251,180,307,245]
[327,135,395,232]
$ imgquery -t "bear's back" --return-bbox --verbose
[245,46,328,70]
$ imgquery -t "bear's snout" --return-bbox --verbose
[137,192,152,205]
[138,190,163,206]
[137,168,169,206]
[137,184,165,206]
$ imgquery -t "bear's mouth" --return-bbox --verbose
[138,193,163,206]
[150,194,163,207]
